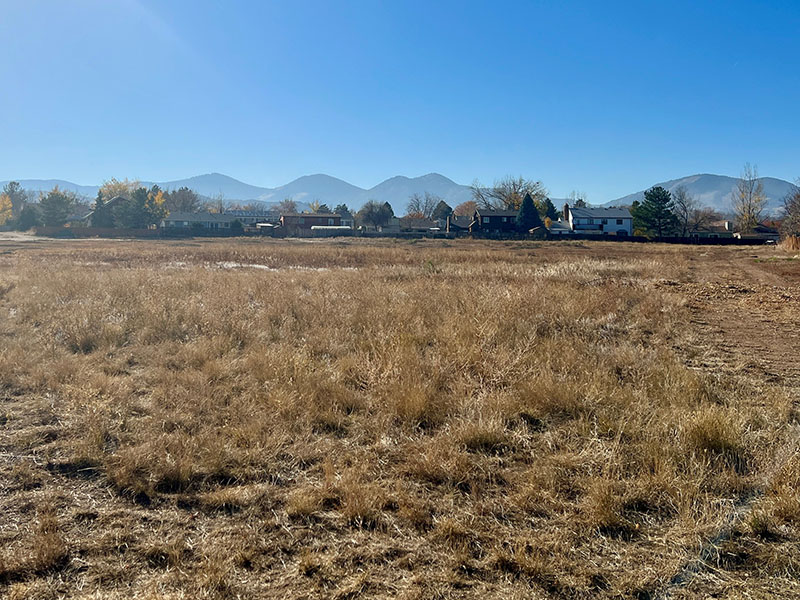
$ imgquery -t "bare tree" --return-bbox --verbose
[469,179,491,209]
[276,198,298,214]
[731,163,767,233]
[568,190,588,208]
[240,201,269,213]
[672,185,698,236]
[164,187,201,213]
[205,193,226,214]
[781,179,800,236]
[471,176,547,210]
[688,206,722,232]
[406,192,440,218]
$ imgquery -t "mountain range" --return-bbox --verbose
[607,173,796,214]
[2,172,795,214]
[0,173,476,213]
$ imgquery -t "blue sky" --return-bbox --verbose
[2,0,799,201]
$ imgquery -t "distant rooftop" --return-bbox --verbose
[476,209,518,217]
[569,206,632,219]
[164,212,241,222]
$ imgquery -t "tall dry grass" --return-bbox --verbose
[780,234,800,251]
[0,238,795,598]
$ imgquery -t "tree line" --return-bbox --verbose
[2,167,799,236]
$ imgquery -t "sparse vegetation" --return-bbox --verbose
[0,237,797,598]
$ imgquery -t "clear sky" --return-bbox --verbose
[2,0,799,201]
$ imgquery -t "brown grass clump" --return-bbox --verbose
[780,234,800,251]
[0,237,795,598]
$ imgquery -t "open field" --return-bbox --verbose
[0,235,799,599]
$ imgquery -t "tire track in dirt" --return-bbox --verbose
[654,248,800,598]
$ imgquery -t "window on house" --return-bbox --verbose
[328,218,334,225]
[617,219,623,225]
[501,217,507,222]
[602,219,608,224]
[483,217,490,224]
[298,217,305,225]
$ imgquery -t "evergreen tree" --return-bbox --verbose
[39,187,76,226]
[90,191,116,228]
[16,204,41,230]
[516,192,543,232]
[632,186,679,238]
[535,197,559,220]
[431,200,453,220]
[333,203,352,218]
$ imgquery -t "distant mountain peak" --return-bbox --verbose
[608,173,793,214]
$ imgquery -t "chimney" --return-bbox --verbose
[724,220,733,231]
[563,203,570,221]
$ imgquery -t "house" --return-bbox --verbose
[445,215,473,233]
[280,213,341,236]
[564,205,633,236]
[225,209,279,226]
[734,223,780,242]
[399,217,439,232]
[471,209,518,233]
[161,212,242,229]
[546,220,574,235]
[689,220,736,239]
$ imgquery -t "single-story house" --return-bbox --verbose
[280,213,341,235]
[162,212,242,229]
[689,220,736,239]
[734,223,781,242]
[565,205,632,236]
[399,217,439,232]
[225,209,279,226]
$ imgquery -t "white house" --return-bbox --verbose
[564,205,633,236]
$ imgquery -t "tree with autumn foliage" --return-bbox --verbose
[0,193,12,226]
[453,200,477,216]
[99,178,139,201]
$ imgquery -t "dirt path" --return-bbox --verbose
[678,246,800,391]
[654,245,800,598]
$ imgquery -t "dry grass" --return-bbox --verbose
[0,237,796,598]
[780,234,800,251]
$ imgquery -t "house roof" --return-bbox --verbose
[476,209,518,217]
[225,209,276,217]
[690,220,733,234]
[399,217,438,229]
[281,213,340,218]
[547,220,572,232]
[753,223,779,234]
[165,212,241,222]
[569,206,632,219]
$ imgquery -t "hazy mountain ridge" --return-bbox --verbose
[607,173,796,214]
[0,172,475,211]
[3,172,796,214]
